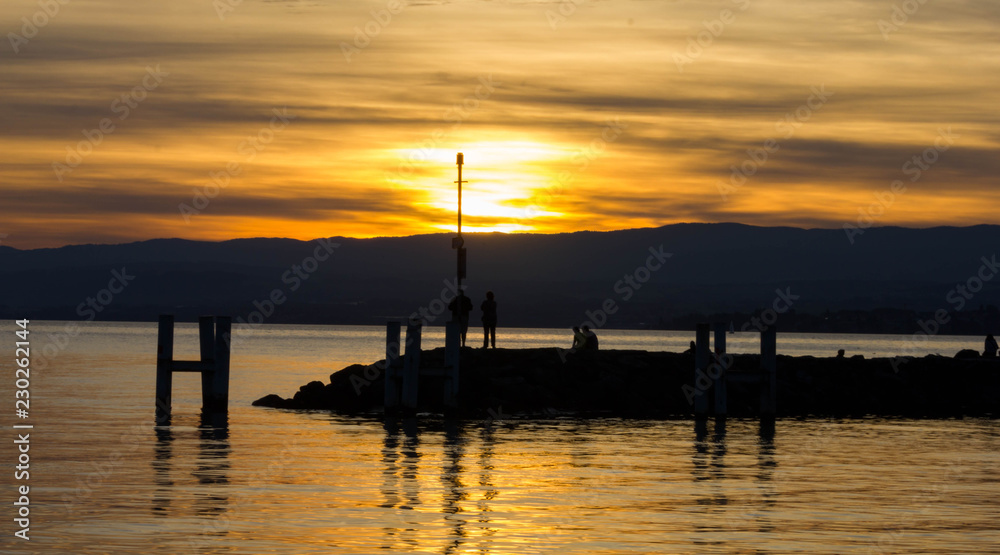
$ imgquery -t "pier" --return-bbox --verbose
[383,320,461,414]
[155,315,231,424]
[254,331,1000,418]
[693,322,776,418]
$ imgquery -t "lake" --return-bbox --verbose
[4,321,998,554]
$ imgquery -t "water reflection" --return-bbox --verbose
[754,422,777,535]
[380,419,499,554]
[442,421,467,554]
[194,411,231,518]
[477,426,499,550]
[693,417,780,544]
[152,426,175,516]
[150,411,231,524]
[380,418,422,552]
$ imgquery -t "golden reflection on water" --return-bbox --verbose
[151,411,233,549]
[28,402,1000,554]
[18,321,1000,554]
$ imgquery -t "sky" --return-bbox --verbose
[1,0,998,249]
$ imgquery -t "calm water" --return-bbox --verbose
[3,321,999,554]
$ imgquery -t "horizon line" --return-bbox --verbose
[3,221,999,252]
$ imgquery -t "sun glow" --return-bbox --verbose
[393,140,569,233]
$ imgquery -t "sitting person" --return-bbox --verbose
[985,334,998,358]
[571,326,587,350]
[581,325,599,350]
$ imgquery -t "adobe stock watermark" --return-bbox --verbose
[890,253,998,372]
[557,245,672,361]
[673,0,751,72]
[683,287,798,404]
[385,75,499,185]
[61,417,153,515]
[52,65,169,182]
[717,85,833,200]
[868,461,964,554]
[340,0,409,63]
[545,0,587,30]
[32,267,137,373]
[350,277,465,395]
[408,277,463,326]
[7,0,71,54]
[517,117,627,222]
[179,107,295,222]
[843,126,958,244]
[230,239,339,346]
[213,0,243,20]
[878,0,931,40]
[186,437,301,553]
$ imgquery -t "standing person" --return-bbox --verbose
[481,290,498,348]
[985,334,998,358]
[582,325,599,350]
[448,289,474,346]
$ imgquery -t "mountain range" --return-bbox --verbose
[2,223,998,332]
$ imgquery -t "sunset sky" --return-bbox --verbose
[1,0,998,249]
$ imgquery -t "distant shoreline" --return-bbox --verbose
[3,311,998,338]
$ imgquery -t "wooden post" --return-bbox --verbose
[694,323,710,416]
[713,322,728,416]
[760,325,777,415]
[401,321,422,410]
[444,321,460,408]
[155,315,174,424]
[155,315,231,422]
[384,321,402,410]
[209,317,231,412]
[199,315,215,409]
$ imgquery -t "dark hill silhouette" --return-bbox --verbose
[1,223,998,331]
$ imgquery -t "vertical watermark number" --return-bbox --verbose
[12,319,33,541]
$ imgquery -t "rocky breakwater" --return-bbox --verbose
[253,348,1000,418]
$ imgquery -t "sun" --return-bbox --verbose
[389,140,568,233]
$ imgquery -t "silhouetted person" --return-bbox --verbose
[837,349,845,358]
[985,334,998,358]
[582,325,599,350]
[572,326,587,350]
[448,289,473,346]
[481,290,497,348]
[684,340,696,354]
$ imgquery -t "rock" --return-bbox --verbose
[252,394,295,409]
[252,347,1000,418]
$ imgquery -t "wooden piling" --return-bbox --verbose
[694,323,710,416]
[199,315,215,409]
[209,317,231,411]
[713,322,728,416]
[444,321,460,408]
[154,314,231,423]
[384,321,402,410]
[401,321,422,410]
[155,315,175,424]
[760,326,777,415]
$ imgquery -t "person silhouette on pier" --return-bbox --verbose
[985,334,998,358]
[448,289,474,346]
[481,290,498,348]
[582,325,599,350]
[572,326,587,350]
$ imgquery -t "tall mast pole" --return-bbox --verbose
[455,152,467,295]
[457,153,463,239]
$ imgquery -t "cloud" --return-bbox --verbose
[1,0,999,248]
